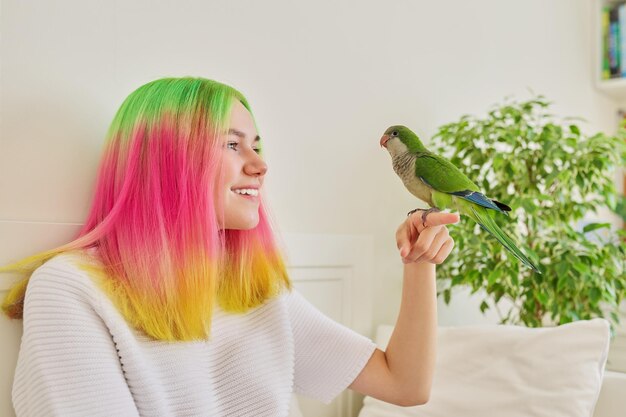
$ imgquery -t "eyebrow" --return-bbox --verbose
[228,128,261,143]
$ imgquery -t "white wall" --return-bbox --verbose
[1,0,623,337]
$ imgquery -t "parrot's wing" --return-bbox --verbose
[416,154,507,213]
[415,154,478,192]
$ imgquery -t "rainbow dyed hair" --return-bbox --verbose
[1,77,292,341]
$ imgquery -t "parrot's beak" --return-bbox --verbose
[380,134,390,148]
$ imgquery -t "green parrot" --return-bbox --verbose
[380,125,541,274]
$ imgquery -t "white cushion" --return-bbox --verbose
[358,319,610,417]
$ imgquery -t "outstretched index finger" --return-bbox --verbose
[410,211,461,229]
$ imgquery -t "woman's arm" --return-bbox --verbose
[349,211,458,406]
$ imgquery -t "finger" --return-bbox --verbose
[431,238,455,264]
[411,211,461,229]
[396,223,410,257]
[404,226,442,262]
[413,227,450,263]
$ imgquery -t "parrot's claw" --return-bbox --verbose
[406,208,421,217]
[423,207,443,227]
[406,207,443,227]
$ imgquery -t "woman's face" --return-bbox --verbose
[216,100,267,230]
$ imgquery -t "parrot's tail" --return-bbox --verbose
[468,205,542,274]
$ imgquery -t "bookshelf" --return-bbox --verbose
[595,0,626,100]
[596,1,626,237]
[595,77,626,98]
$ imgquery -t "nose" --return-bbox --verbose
[244,151,268,177]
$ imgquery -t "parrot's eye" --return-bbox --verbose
[391,131,398,137]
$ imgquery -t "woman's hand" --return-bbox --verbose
[396,209,460,265]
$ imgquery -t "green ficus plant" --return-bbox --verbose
[431,95,626,334]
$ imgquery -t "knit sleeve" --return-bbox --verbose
[11,263,140,417]
[285,289,377,404]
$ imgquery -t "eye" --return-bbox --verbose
[391,131,398,137]
[227,141,262,154]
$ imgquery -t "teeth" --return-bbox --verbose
[233,188,259,196]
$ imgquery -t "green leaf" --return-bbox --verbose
[576,173,584,188]
[488,269,500,286]
[582,222,611,233]
[610,312,620,324]
[505,163,515,176]
[556,262,569,278]
[589,287,601,303]
[451,274,464,286]
[467,270,480,283]
[566,137,577,148]
[556,275,568,292]
[480,301,490,313]
[544,170,559,186]
[536,194,552,202]
[536,292,549,306]
[572,262,590,275]
[521,198,535,212]
[493,154,504,170]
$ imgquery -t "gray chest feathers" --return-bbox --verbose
[392,153,434,206]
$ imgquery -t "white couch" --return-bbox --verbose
[349,319,619,417]
[593,370,626,417]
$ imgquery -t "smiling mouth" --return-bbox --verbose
[232,190,260,201]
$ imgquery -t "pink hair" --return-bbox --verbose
[1,77,291,341]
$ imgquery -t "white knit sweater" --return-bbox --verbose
[11,252,377,416]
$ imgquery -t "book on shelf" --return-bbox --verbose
[620,4,626,77]
[610,6,620,77]
[601,2,626,80]
[604,6,611,79]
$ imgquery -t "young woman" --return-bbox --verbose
[1,77,459,416]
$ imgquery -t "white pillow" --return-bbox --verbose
[358,319,610,417]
